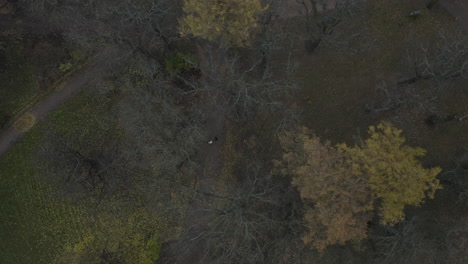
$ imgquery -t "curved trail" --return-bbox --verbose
[0,55,108,156]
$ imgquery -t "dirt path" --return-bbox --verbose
[0,55,108,156]
[164,43,228,264]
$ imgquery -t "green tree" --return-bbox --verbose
[178,0,268,47]
[339,122,442,225]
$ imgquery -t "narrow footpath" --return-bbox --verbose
[0,55,108,156]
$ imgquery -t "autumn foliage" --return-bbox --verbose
[14,112,36,132]
[340,122,442,225]
[277,127,372,251]
[179,0,268,47]
[276,122,442,251]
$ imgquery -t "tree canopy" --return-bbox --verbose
[340,122,442,225]
[276,122,442,250]
[277,127,373,251]
[178,0,268,47]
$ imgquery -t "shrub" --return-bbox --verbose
[14,112,36,132]
[165,52,198,73]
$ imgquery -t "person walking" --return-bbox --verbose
[207,137,218,144]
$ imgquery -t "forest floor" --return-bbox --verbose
[292,0,467,166]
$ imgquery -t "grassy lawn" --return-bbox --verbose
[0,38,39,127]
[0,67,176,262]
[0,124,85,263]
[0,85,121,263]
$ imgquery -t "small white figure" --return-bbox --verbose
[208,137,218,145]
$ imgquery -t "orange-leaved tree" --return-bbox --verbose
[178,0,268,47]
[276,127,373,251]
[276,122,442,251]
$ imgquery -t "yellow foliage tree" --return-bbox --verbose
[179,0,268,47]
[14,112,36,132]
[54,209,161,264]
[276,127,373,251]
[339,122,442,225]
[276,122,442,251]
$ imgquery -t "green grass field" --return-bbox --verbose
[0,124,85,263]
[0,71,168,263]
[0,38,39,127]
[0,85,120,263]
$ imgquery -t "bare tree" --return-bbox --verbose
[371,217,422,263]
[117,69,204,178]
[441,158,468,204]
[365,28,468,129]
[22,0,176,61]
[444,216,468,264]
[36,129,135,203]
[402,29,468,85]
[179,163,295,264]
[194,44,299,120]
[370,216,449,264]
[370,209,468,264]
[295,0,365,53]
[365,80,439,114]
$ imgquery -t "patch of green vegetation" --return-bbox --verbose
[0,86,122,263]
[0,78,173,263]
[127,67,150,90]
[0,38,38,121]
[147,236,162,261]
[70,49,86,63]
[59,49,87,73]
[56,206,163,263]
[14,112,36,132]
[59,62,73,72]
[44,89,122,151]
[165,52,198,73]
[0,126,85,263]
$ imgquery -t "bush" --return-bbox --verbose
[14,112,36,132]
[165,52,198,73]
[59,62,73,72]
